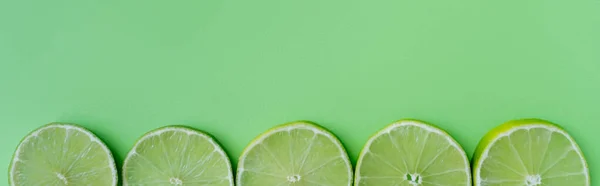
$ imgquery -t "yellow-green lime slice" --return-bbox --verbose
[9,123,118,186]
[123,126,233,186]
[237,121,353,186]
[355,120,471,186]
[473,119,589,186]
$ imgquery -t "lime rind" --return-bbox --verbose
[9,123,118,186]
[122,125,234,186]
[236,121,353,186]
[354,119,471,186]
[472,119,589,186]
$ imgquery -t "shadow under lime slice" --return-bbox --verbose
[355,120,471,186]
[472,119,589,186]
[123,126,233,186]
[236,121,353,186]
[9,123,118,186]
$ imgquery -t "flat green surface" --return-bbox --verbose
[1,0,599,185]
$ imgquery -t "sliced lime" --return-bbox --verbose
[237,121,353,186]
[9,123,117,186]
[473,119,589,186]
[355,120,471,186]
[123,126,233,186]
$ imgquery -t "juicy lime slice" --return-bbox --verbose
[355,120,471,186]
[9,123,117,186]
[123,126,233,186]
[237,121,353,186]
[473,119,589,186]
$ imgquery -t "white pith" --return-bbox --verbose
[10,124,118,186]
[122,127,234,186]
[474,124,589,186]
[354,120,471,186]
[236,122,353,186]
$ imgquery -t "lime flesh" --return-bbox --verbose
[9,124,117,186]
[355,120,471,186]
[237,121,353,186]
[123,126,233,186]
[473,119,589,186]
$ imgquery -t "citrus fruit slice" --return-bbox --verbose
[355,119,471,186]
[473,119,589,186]
[9,123,117,186]
[123,126,233,186]
[237,121,353,186]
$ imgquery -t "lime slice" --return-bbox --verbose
[473,119,589,186]
[9,123,117,186]
[355,119,471,186]
[123,126,233,186]
[237,121,353,186]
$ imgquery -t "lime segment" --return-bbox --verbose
[355,120,471,186]
[472,119,589,186]
[9,124,117,186]
[237,121,353,186]
[123,126,233,186]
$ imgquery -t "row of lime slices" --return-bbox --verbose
[9,119,589,186]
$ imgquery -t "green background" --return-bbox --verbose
[1,0,599,184]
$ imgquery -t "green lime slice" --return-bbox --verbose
[237,121,353,186]
[473,119,589,186]
[123,126,233,186]
[355,120,471,186]
[9,123,117,186]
